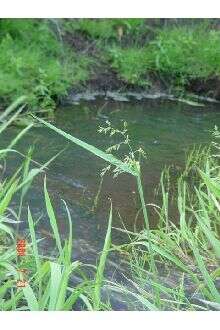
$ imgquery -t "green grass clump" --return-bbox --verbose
[150,25,220,84]
[0,19,91,113]
[1,19,219,104]
[113,144,220,310]
[106,23,220,90]
[107,47,152,86]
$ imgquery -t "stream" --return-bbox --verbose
[1,97,220,309]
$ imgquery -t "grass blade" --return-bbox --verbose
[44,177,63,256]
[23,285,39,311]
[33,116,137,176]
[93,203,112,310]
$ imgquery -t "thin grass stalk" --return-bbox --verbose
[32,116,137,176]
[27,207,41,298]
[93,202,112,310]
[136,172,160,305]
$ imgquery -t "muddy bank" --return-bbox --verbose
[63,24,220,101]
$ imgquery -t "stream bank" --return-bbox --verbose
[1,18,220,115]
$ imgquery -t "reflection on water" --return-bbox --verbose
[1,99,220,255]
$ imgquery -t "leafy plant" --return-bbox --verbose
[108,47,152,86]
[0,19,91,113]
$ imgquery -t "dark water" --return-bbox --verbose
[1,98,220,268]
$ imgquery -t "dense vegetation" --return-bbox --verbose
[106,24,220,90]
[0,19,220,115]
[0,19,90,114]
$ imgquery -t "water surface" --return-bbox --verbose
[1,98,220,263]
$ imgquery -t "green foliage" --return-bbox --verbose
[1,19,220,105]
[107,47,152,86]
[64,18,145,41]
[0,19,90,112]
[150,25,220,83]
[107,23,220,89]
[115,142,220,309]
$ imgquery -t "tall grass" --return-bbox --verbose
[0,167,113,310]
[1,168,113,310]
[32,115,220,310]
[0,100,113,311]
[1,99,220,310]
[113,146,220,310]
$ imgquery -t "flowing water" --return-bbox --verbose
[1,98,220,308]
